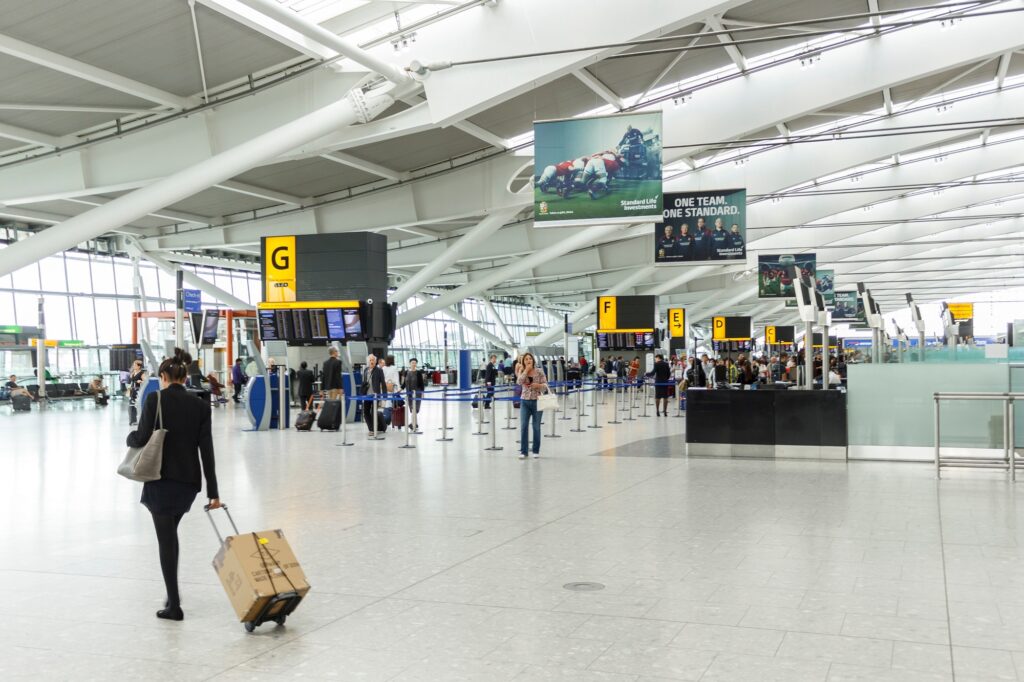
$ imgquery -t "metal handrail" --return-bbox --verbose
[934,392,1020,481]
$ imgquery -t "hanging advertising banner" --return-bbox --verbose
[816,268,835,307]
[832,291,859,321]
[655,189,746,264]
[534,111,662,227]
[758,253,816,298]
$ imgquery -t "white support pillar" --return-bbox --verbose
[397,223,626,328]
[483,297,516,346]
[0,89,395,279]
[530,265,657,346]
[441,306,514,355]
[390,207,520,303]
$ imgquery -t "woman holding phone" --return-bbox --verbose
[515,352,548,460]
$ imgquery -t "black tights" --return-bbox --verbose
[151,512,184,607]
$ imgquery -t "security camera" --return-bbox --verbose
[366,298,373,304]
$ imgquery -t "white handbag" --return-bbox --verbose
[537,387,559,412]
[118,390,166,482]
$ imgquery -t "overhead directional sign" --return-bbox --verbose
[667,308,685,339]
[712,316,752,341]
[948,302,974,322]
[597,295,655,333]
[183,288,202,313]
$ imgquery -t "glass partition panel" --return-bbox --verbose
[848,363,1009,461]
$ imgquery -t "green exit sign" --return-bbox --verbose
[58,340,84,347]
[0,325,22,334]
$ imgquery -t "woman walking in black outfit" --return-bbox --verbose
[127,348,221,621]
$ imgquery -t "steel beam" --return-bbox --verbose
[0,90,395,278]
[0,31,190,109]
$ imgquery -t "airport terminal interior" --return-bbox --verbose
[2,0,1024,680]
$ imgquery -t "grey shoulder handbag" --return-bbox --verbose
[118,390,166,482]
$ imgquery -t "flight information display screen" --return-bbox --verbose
[258,305,362,345]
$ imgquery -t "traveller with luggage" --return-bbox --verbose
[362,354,387,433]
[295,361,315,411]
[322,347,343,400]
[125,348,220,622]
[231,358,247,404]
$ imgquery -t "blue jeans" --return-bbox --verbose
[519,399,542,455]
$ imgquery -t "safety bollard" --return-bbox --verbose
[337,391,354,447]
[485,398,504,451]
[437,386,453,442]
[473,391,487,435]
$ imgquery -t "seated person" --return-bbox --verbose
[206,372,228,403]
[5,375,35,401]
[88,376,109,404]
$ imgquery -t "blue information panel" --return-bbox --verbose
[183,289,202,313]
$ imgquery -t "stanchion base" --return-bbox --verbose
[436,437,454,442]
[570,428,585,432]
[336,442,355,447]
[547,434,563,438]
[587,425,603,429]
[484,446,504,451]
[472,431,488,436]
[608,420,622,425]
[623,418,636,422]
[438,427,453,431]
[398,445,416,449]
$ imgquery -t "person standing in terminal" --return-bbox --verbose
[516,352,548,460]
[403,358,425,424]
[295,361,314,410]
[700,354,715,388]
[652,354,671,416]
[362,354,386,428]
[322,347,343,400]
[483,354,497,408]
[127,348,220,622]
[230,358,247,404]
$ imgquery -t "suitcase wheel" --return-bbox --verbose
[244,621,256,633]
[274,615,287,626]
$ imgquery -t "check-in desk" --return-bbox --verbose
[685,388,847,459]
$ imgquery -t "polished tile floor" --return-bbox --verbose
[3,393,1024,681]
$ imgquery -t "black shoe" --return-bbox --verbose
[156,606,184,621]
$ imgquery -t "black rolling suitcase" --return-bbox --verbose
[317,399,342,431]
[11,394,31,412]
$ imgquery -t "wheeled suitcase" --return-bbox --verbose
[391,404,406,428]
[205,505,309,633]
[317,399,342,431]
[11,394,31,412]
[366,411,388,433]
[295,410,316,431]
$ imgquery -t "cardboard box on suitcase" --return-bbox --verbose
[213,528,311,622]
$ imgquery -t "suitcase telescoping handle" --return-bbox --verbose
[204,503,240,543]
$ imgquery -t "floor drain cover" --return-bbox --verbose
[563,582,606,592]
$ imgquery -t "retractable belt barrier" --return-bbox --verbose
[330,376,684,451]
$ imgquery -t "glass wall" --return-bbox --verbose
[0,242,557,372]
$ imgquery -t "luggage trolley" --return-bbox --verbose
[205,505,306,632]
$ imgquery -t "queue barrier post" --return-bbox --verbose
[473,388,487,435]
[337,390,354,447]
[608,378,622,425]
[398,396,416,449]
[369,395,384,440]
[589,380,602,429]
[560,381,572,420]
[547,393,561,439]
[504,390,516,430]
[571,382,585,433]
[640,381,650,418]
[624,382,636,421]
[485,397,504,451]
[437,386,453,442]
